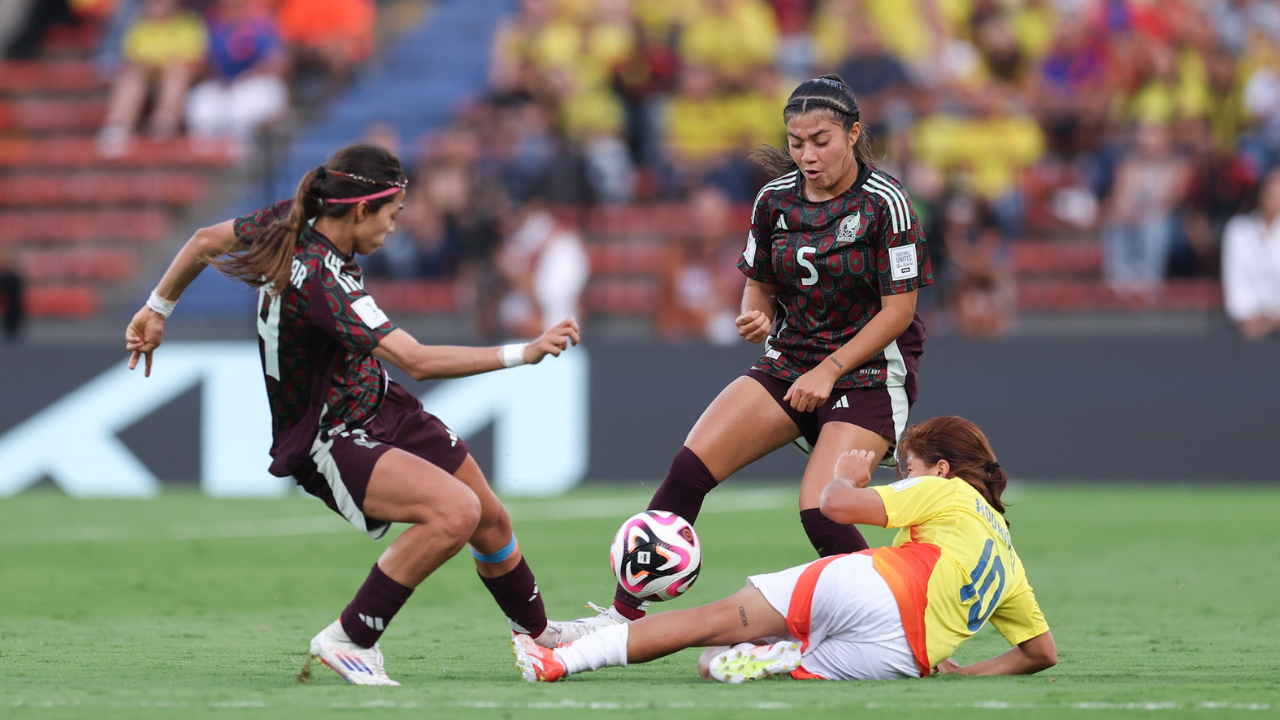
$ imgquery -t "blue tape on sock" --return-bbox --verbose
[470,535,518,563]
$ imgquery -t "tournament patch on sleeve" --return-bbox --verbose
[889,476,924,492]
[889,244,918,281]
[351,295,390,329]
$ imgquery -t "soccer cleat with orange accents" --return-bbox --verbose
[512,633,566,682]
[308,620,400,686]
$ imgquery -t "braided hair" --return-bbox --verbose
[749,73,878,178]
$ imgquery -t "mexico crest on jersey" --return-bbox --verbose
[836,213,861,243]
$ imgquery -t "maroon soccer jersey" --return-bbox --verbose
[737,164,932,391]
[234,200,398,476]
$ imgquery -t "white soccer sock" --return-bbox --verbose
[554,624,630,675]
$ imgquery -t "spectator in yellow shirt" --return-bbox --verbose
[680,0,779,86]
[98,0,208,157]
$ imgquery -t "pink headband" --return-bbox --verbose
[325,186,404,204]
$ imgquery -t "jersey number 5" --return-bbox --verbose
[960,538,1006,632]
[798,246,819,287]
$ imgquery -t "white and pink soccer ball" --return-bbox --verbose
[610,510,702,602]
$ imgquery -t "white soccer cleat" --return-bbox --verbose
[541,601,638,645]
[524,619,589,648]
[308,620,400,686]
[709,641,802,684]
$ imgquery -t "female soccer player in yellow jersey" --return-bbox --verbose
[514,416,1056,683]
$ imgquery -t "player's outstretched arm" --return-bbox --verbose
[373,318,580,381]
[126,220,239,377]
[818,449,889,526]
[934,631,1057,676]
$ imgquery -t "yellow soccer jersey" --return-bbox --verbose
[869,475,1049,674]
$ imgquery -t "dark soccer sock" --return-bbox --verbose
[478,557,548,638]
[800,507,869,557]
[646,446,720,522]
[613,446,720,616]
[340,563,414,649]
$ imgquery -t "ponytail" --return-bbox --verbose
[749,73,878,179]
[210,143,406,293]
[212,168,324,292]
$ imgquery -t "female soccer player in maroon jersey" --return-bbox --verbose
[124,143,585,685]
[577,74,933,628]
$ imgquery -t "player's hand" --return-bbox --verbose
[524,317,580,364]
[834,448,878,488]
[933,658,963,675]
[782,364,837,412]
[735,310,770,343]
[125,306,166,377]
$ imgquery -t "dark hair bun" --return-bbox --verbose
[315,166,328,180]
[817,73,848,86]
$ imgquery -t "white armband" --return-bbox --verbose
[499,343,528,368]
[146,291,177,319]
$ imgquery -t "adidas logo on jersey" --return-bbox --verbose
[775,215,789,231]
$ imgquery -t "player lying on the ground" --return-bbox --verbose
[126,143,586,686]
[514,416,1056,682]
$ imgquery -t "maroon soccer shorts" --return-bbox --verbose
[746,368,911,464]
[293,381,471,539]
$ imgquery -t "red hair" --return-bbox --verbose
[898,416,1008,515]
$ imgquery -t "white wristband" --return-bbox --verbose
[500,343,528,368]
[146,291,177,319]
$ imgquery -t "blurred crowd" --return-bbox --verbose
[72,0,377,157]
[426,0,1280,341]
[5,0,1278,341]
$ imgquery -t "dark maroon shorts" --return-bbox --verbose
[746,368,912,463]
[293,381,471,539]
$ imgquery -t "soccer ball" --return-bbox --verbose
[610,510,701,602]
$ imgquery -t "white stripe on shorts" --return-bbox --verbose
[311,432,388,540]
[882,340,910,465]
[256,288,283,381]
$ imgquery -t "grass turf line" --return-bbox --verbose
[1,484,1277,719]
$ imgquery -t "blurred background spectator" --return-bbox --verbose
[657,186,744,344]
[97,0,207,156]
[3,0,1277,342]
[185,0,288,156]
[496,187,590,339]
[0,251,26,343]
[1222,168,1280,340]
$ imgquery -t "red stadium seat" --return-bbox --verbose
[364,280,457,313]
[583,277,659,314]
[1011,241,1104,275]
[0,98,106,132]
[0,172,208,206]
[587,243,672,275]
[20,247,139,282]
[26,284,100,318]
[0,137,234,169]
[0,208,169,244]
[0,60,101,94]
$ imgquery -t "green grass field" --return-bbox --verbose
[1,484,1278,719]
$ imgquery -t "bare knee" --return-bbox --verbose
[441,490,482,546]
[405,489,480,548]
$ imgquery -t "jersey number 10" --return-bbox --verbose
[960,539,1006,632]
